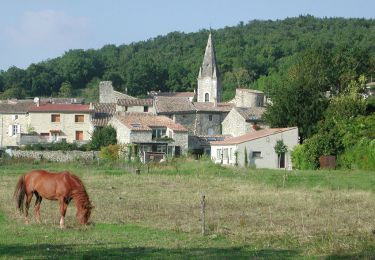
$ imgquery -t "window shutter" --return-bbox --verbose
[8,125,13,136]
[17,125,21,134]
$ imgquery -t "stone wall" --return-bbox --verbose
[232,89,264,108]
[172,132,188,154]
[9,150,99,162]
[222,109,246,137]
[99,81,116,103]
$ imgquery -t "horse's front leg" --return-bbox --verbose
[25,193,33,224]
[59,199,68,229]
[34,193,42,223]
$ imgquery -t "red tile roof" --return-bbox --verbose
[212,127,298,145]
[29,104,92,113]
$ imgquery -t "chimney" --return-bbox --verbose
[89,102,94,110]
[213,97,217,107]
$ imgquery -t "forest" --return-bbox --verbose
[0,15,374,170]
[0,15,373,101]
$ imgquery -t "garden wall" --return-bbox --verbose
[7,150,100,162]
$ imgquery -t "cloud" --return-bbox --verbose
[5,10,91,50]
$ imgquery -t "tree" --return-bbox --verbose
[58,82,72,97]
[264,45,332,141]
[89,126,117,150]
[274,140,288,168]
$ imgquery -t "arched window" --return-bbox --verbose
[205,93,209,102]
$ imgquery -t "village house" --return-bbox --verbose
[222,106,267,137]
[0,100,34,148]
[26,103,94,144]
[211,127,298,169]
[108,112,188,162]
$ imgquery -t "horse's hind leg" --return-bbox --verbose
[24,193,33,224]
[59,199,68,229]
[34,192,42,223]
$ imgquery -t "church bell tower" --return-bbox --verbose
[197,33,222,103]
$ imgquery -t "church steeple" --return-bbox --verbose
[200,33,219,78]
[197,33,222,103]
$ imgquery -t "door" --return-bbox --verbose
[279,152,285,168]
[175,146,181,157]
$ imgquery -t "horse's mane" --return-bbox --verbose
[66,173,90,208]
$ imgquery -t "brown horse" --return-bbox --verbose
[14,170,94,228]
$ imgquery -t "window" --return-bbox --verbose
[144,106,149,112]
[205,93,209,102]
[152,128,166,139]
[75,131,83,141]
[252,151,262,158]
[208,114,213,121]
[51,114,60,122]
[223,148,228,160]
[8,125,20,136]
[75,115,84,123]
[207,128,214,135]
[216,149,222,159]
[125,106,128,112]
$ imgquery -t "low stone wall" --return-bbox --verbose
[9,150,100,162]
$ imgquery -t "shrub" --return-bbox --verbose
[291,144,316,170]
[90,126,117,150]
[338,138,375,170]
[100,144,119,160]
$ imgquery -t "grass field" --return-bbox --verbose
[1,158,375,259]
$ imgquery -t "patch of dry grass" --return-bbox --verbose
[1,163,375,257]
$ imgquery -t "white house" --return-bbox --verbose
[211,127,298,169]
[108,112,188,161]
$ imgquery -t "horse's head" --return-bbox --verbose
[77,201,94,225]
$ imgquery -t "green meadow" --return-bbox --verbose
[1,158,375,259]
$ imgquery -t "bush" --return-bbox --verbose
[338,138,375,170]
[100,144,119,160]
[22,140,88,151]
[90,126,117,150]
[291,144,316,170]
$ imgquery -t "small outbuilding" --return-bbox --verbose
[211,127,298,169]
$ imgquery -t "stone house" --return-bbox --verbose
[108,112,188,161]
[0,100,34,148]
[27,104,94,144]
[222,107,267,137]
[211,127,298,169]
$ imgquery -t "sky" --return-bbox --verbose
[0,0,374,71]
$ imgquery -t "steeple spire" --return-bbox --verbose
[200,33,219,78]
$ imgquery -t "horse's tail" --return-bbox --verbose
[14,175,26,213]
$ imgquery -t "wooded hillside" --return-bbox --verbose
[0,15,374,101]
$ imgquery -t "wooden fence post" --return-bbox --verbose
[201,194,206,236]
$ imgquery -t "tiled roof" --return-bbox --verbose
[0,100,35,113]
[193,102,234,112]
[113,90,136,100]
[39,97,84,104]
[114,112,188,132]
[154,97,196,113]
[148,91,195,98]
[212,127,298,145]
[92,103,116,126]
[117,98,153,106]
[235,107,266,121]
[29,104,92,113]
